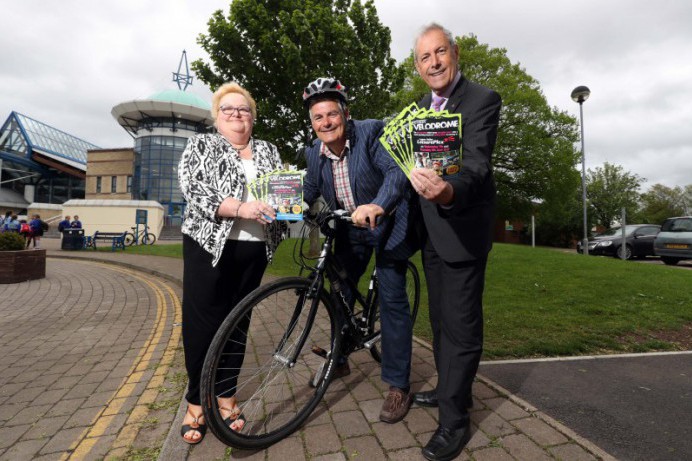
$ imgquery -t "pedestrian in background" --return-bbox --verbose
[26,214,44,249]
[58,215,71,232]
[4,214,20,232]
[2,211,12,231]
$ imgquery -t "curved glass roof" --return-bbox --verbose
[11,112,99,165]
[149,89,211,110]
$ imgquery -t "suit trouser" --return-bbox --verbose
[182,235,267,405]
[335,228,412,390]
[422,237,487,429]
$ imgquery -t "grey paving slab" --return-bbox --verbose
[0,252,180,460]
[0,238,618,460]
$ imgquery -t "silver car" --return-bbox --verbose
[653,216,692,265]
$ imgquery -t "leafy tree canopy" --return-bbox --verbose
[587,162,643,229]
[638,183,688,224]
[192,0,404,161]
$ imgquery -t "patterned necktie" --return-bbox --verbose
[432,94,446,112]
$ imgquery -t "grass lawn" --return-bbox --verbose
[130,239,692,360]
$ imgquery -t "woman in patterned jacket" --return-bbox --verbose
[177,82,284,444]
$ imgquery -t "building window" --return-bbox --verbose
[127,175,133,193]
[96,176,102,193]
[111,176,117,193]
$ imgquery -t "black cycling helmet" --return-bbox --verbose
[302,77,348,107]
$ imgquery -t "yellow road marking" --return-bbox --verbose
[63,261,181,460]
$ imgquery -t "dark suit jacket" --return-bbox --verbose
[303,119,415,259]
[418,75,502,263]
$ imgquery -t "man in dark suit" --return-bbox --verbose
[302,77,417,424]
[409,24,502,461]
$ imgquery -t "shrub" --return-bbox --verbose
[0,232,26,251]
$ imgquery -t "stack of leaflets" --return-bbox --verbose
[379,103,462,177]
[248,170,304,221]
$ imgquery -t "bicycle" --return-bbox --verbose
[123,225,156,246]
[200,209,421,449]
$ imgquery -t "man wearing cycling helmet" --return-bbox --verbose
[302,77,417,424]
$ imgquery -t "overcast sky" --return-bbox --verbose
[2,1,691,190]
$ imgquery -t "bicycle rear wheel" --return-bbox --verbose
[141,232,156,245]
[200,276,341,450]
[369,260,421,363]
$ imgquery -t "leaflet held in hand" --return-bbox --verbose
[379,104,462,177]
[248,170,304,220]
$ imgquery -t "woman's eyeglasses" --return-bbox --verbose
[219,105,252,117]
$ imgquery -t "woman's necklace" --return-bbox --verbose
[236,139,253,159]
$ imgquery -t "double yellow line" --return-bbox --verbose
[65,262,181,460]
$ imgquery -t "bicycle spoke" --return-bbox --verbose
[202,277,339,448]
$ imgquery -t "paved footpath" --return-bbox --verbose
[0,238,615,460]
[0,257,181,460]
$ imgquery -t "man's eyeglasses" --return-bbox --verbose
[219,105,252,117]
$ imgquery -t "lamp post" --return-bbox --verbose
[571,85,591,255]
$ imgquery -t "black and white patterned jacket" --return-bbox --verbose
[178,133,285,267]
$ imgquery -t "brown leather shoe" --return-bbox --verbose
[379,386,413,423]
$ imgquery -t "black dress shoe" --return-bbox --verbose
[422,425,471,461]
[413,389,473,409]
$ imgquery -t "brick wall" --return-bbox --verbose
[85,148,134,199]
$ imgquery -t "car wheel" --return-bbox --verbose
[616,245,633,260]
[661,256,680,266]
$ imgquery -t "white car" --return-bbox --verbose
[653,216,692,265]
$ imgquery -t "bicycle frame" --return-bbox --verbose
[129,226,147,243]
[278,212,380,367]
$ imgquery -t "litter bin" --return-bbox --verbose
[61,228,85,250]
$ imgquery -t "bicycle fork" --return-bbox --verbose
[272,279,324,367]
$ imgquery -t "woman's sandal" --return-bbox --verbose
[180,411,207,445]
[221,406,246,432]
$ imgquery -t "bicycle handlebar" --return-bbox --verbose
[303,209,351,238]
[304,209,383,234]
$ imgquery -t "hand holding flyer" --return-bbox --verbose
[248,170,304,221]
[379,104,462,177]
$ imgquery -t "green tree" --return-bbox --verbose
[684,184,692,215]
[192,0,404,160]
[393,35,582,236]
[587,162,643,229]
[639,183,687,224]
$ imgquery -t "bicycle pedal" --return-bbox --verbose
[311,346,328,358]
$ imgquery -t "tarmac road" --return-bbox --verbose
[480,352,692,461]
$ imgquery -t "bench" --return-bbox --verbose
[90,231,127,251]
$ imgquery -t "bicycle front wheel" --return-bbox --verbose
[369,260,421,363]
[141,232,156,245]
[123,232,136,246]
[200,276,341,450]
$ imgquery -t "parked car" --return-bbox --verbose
[576,224,661,260]
[653,216,692,265]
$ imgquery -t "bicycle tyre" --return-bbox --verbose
[200,276,342,450]
[123,232,136,246]
[141,232,156,245]
[368,260,421,363]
